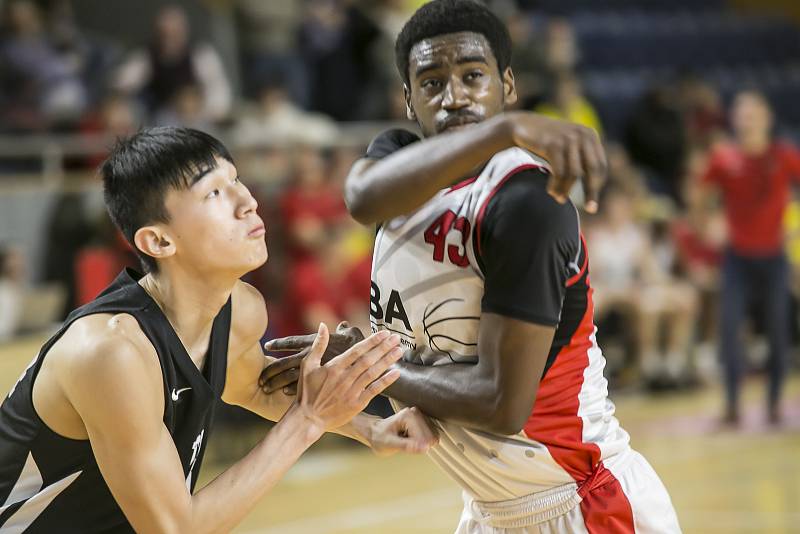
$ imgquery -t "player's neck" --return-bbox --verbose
[139,267,233,345]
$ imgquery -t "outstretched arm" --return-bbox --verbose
[345,113,606,225]
[224,283,437,454]
[64,319,401,534]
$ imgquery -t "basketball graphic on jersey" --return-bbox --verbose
[419,298,479,364]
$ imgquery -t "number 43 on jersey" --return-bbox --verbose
[424,210,470,267]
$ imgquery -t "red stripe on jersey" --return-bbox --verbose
[566,234,589,288]
[445,176,478,194]
[580,469,635,534]
[524,285,635,530]
[474,164,544,257]
[523,285,600,481]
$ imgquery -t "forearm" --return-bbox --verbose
[345,115,513,224]
[189,403,323,533]
[384,361,498,432]
[239,386,379,447]
[331,412,381,447]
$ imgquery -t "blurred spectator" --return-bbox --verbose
[79,92,140,168]
[624,84,687,203]
[542,17,580,74]
[534,73,603,137]
[232,79,339,147]
[234,0,308,105]
[46,0,119,110]
[676,75,727,150]
[672,152,726,382]
[700,90,800,425]
[605,143,649,204]
[0,0,88,132]
[786,197,800,298]
[279,147,347,263]
[588,187,699,389]
[113,5,232,123]
[282,228,370,335]
[41,192,92,318]
[504,9,547,108]
[298,0,382,121]
[0,245,25,343]
[153,83,217,133]
[74,216,136,306]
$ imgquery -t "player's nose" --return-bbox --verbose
[236,186,258,217]
[442,76,469,110]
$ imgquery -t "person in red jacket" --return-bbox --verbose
[701,90,800,425]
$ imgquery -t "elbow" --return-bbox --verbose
[485,410,528,436]
[482,395,533,436]
[344,181,376,225]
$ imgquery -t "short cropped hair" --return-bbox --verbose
[395,0,512,86]
[101,127,234,273]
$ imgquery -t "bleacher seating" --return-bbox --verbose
[533,2,800,139]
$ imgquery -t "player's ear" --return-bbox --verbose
[503,67,518,106]
[404,84,417,121]
[134,225,176,263]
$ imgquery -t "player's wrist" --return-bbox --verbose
[285,403,326,444]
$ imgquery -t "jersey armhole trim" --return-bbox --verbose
[472,163,546,267]
[445,175,479,195]
[566,234,589,288]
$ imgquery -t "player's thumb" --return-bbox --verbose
[307,323,329,369]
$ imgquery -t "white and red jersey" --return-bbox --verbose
[368,134,630,503]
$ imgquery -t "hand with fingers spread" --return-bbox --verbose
[295,323,402,433]
[261,321,365,395]
[503,112,607,213]
[369,407,439,457]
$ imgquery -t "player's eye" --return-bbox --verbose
[465,71,483,81]
[205,189,220,199]
[421,79,441,89]
[233,176,241,185]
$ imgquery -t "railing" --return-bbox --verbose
[0,121,416,186]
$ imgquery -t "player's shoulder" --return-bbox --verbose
[53,313,161,389]
[483,147,551,182]
[479,162,579,247]
[230,280,268,348]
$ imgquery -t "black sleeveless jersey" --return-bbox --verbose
[0,269,231,533]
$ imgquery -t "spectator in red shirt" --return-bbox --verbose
[279,147,347,263]
[701,90,800,425]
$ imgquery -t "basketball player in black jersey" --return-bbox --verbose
[0,127,437,532]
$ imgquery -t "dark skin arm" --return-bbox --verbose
[263,314,555,435]
[344,112,606,225]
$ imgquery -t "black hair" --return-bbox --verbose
[101,127,234,273]
[395,0,512,86]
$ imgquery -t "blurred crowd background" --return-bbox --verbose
[1,0,800,423]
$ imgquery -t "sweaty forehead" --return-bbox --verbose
[409,31,495,70]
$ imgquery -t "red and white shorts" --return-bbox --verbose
[455,450,681,534]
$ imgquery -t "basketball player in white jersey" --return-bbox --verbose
[262,0,680,532]
[0,127,436,533]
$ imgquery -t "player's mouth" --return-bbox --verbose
[439,115,480,133]
[247,223,266,238]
